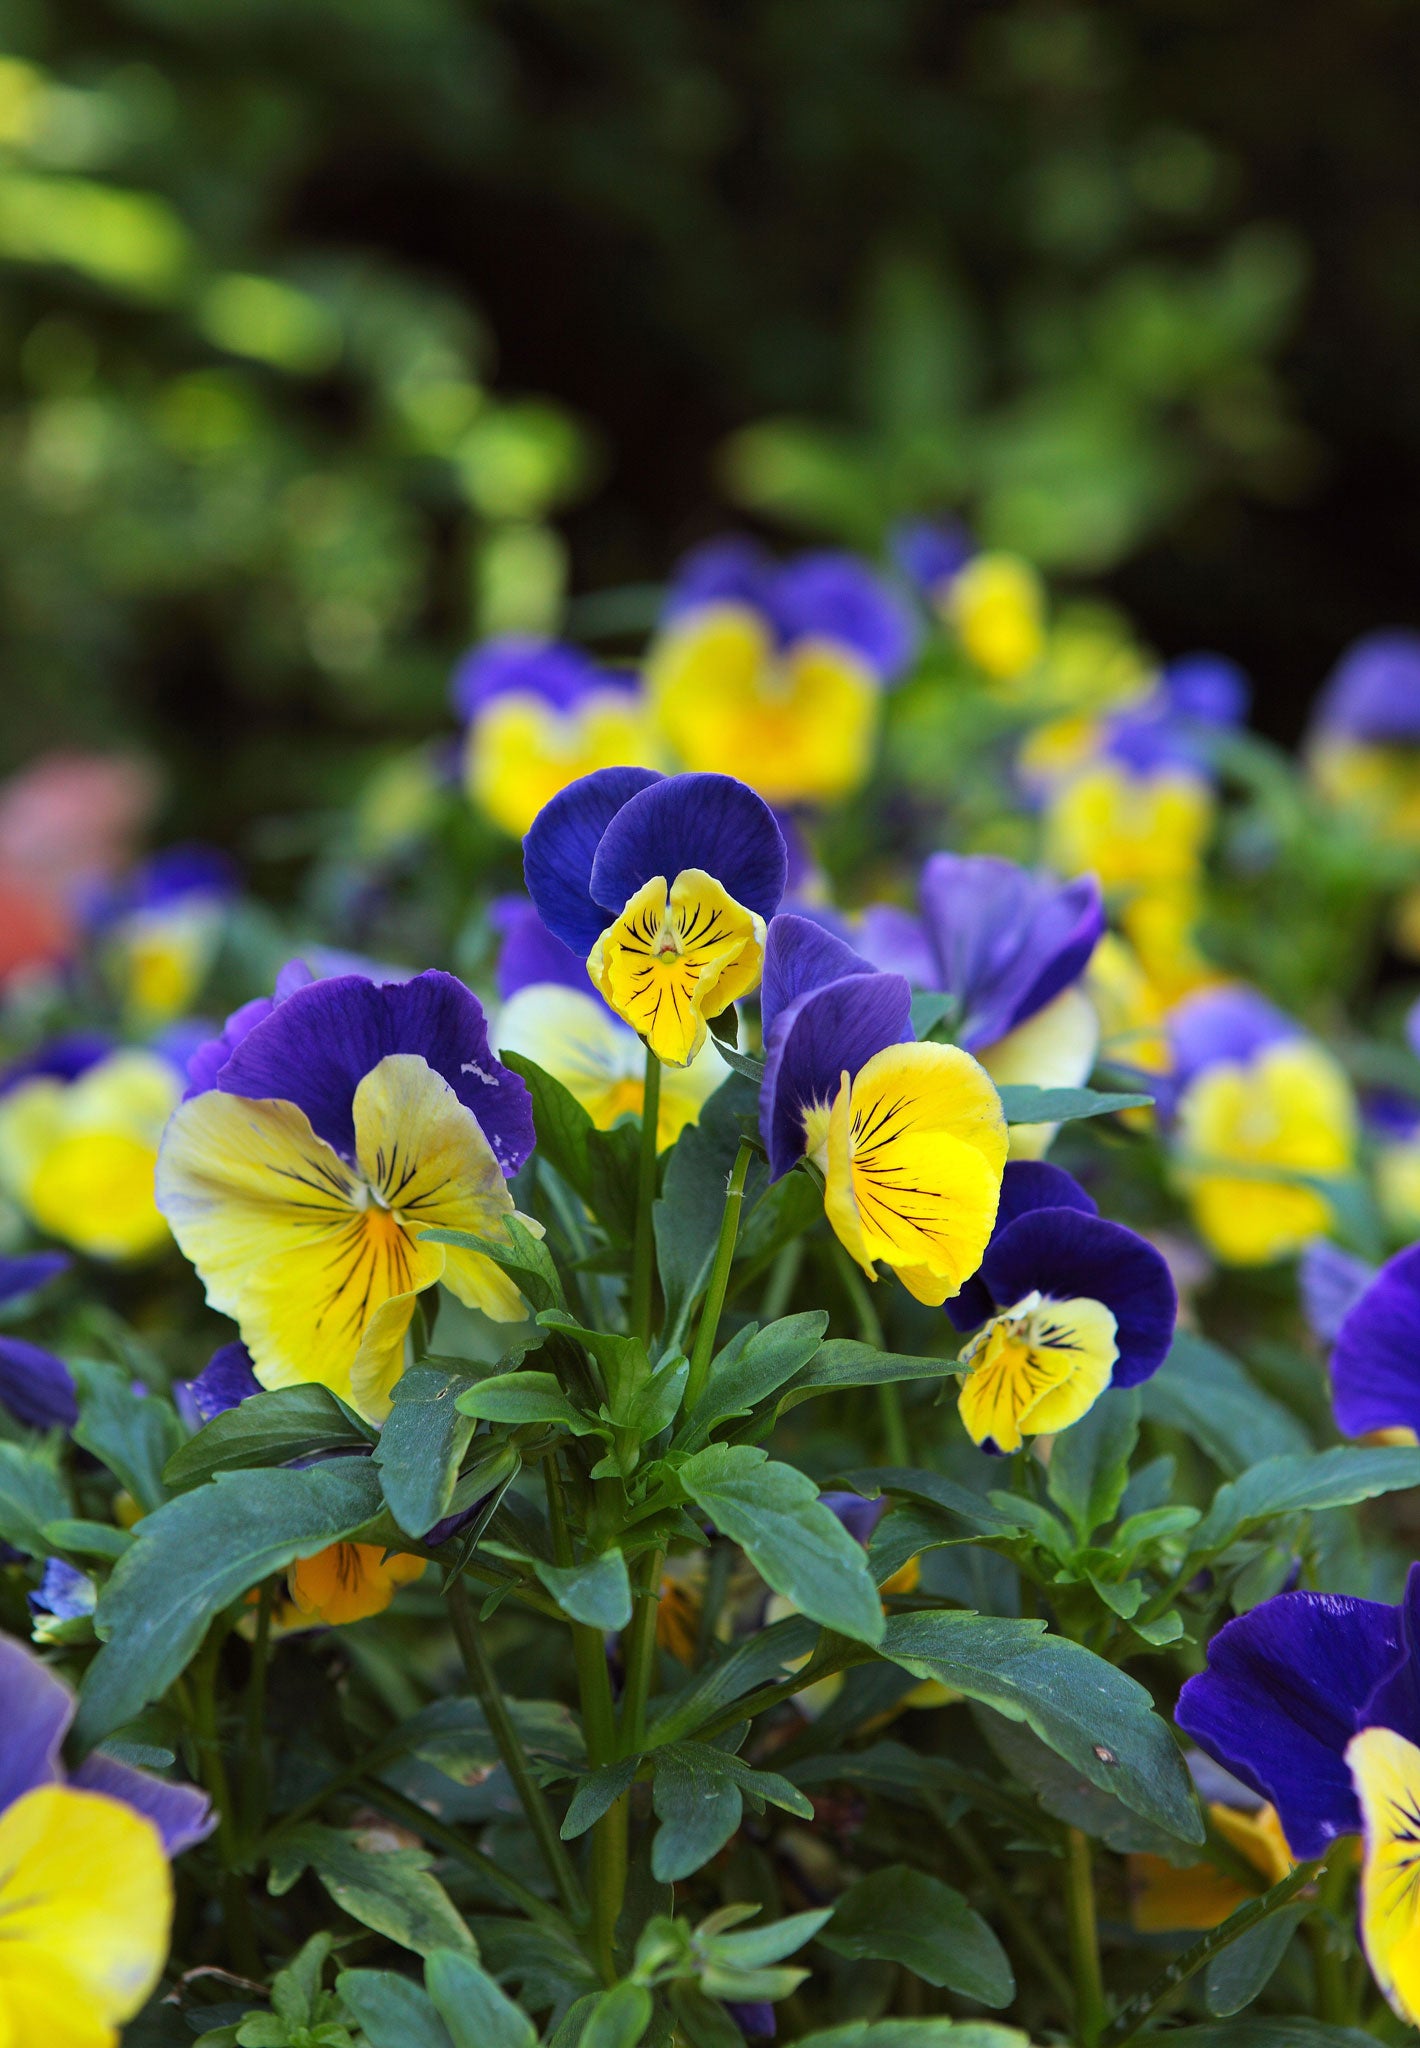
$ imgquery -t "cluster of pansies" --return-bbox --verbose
[3,534,1420,2044]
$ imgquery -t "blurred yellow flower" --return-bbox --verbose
[497,984,727,1148]
[0,1050,178,1260]
[946,553,1046,681]
[1043,760,1214,894]
[467,689,662,840]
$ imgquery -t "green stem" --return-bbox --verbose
[1065,1826,1106,2048]
[759,1238,803,1322]
[239,1580,274,1844]
[629,1046,662,1347]
[358,1781,566,1925]
[935,1803,1074,2017]
[1102,1858,1323,2048]
[619,1548,664,1755]
[444,1572,586,1920]
[828,1236,905,1463]
[190,1634,262,1979]
[1309,1851,1354,2024]
[683,1137,754,1412]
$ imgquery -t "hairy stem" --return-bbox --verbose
[684,1137,755,1412]
[1065,1826,1106,2048]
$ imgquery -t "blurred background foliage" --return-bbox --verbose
[0,0,1416,849]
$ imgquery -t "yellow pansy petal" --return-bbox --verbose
[824,1041,1007,1306]
[947,552,1046,680]
[1210,1800,1295,1888]
[588,868,764,1068]
[497,983,726,1149]
[0,1051,180,1260]
[348,1291,420,1425]
[287,1541,427,1626]
[957,1294,1117,1452]
[155,1089,443,1406]
[648,605,880,806]
[0,1785,171,2044]
[467,690,661,838]
[28,1131,168,1261]
[980,984,1099,1162]
[1044,762,1214,892]
[1349,1724,1420,2025]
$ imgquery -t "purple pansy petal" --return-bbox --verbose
[183,994,275,1100]
[914,854,1104,1047]
[71,1750,215,1855]
[28,1558,95,1623]
[1164,653,1251,728]
[217,970,534,1176]
[760,972,913,1182]
[947,1162,1098,1331]
[1175,1589,1405,1857]
[858,904,936,989]
[0,1338,78,1432]
[724,2002,776,2040]
[0,1034,111,1099]
[1358,1564,1420,1753]
[450,636,617,720]
[182,1342,263,1425]
[891,517,973,597]
[975,1208,1175,1387]
[0,1632,73,1810]
[1101,704,1208,779]
[1168,986,1300,1094]
[760,914,877,1041]
[491,898,594,1001]
[770,551,920,682]
[663,536,776,622]
[523,765,665,956]
[589,773,788,926]
[0,1253,69,1308]
[1311,630,1420,747]
[820,1490,886,1546]
[84,844,237,932]
[1330,1244,1420,1438]
[1300,1239,1377,1348]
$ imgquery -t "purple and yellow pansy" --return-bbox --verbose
[156,969,537,1422]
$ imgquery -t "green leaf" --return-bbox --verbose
[272,1931,335,2025]
[647,1614,822,1747]
[270,1824,475,1956]
[455,1371,586,1430]
[650,1743,813,1881]
[1141,1333,1311,1477]
[654,1075,766,1349]
[677,1313,828,1447]
[41,1517,130,1561]
[77,1458,384,1744]
[375,1364,479,1536]
[796,2026,1031,2048]
[336,1971,455,2048]
[820,1866,1013,2005]
[880,1610,1203,1842]
[534,1549,633,1629]
[586,1118,643,1245]
[420,1214,563,1314]
[995,1084,1152,1123]
[978,1714,1197,1856]
[778,1339,949,1412]
[1191,1446,1420,1556]
[1203,1902,1311,2017]
[0,1442,70,1554]
[164,1384,374,1492]
[678,1444,885,1646]
[500,1050,594,1202]
[538,1312,653,1419]
[1046,1389,1140,1540]
[407,1695,585,1785]
[425,1946,538,2048]
[909,991,961,1041]
[579,1981,653,2048]
[713,1046,766,1086]
[838,1467,1026,1541]
[561,1757,639,1840]
[1160,2025,1375,2048]
[71,1359,182,1512]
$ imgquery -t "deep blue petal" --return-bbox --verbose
[769,550,920,682]
[589,773,787,925]
[0,1632,72,1810]
[1300,1239,1376,1347]
[946,1163,1098,1331]
[0,1034,111,1099]
[857,904,936,988]
[1176,1589,1404,1856]
[760,973,912,1181]
[1311,630,1420,746]
[450,635,614,719]
[181,1341,263,1427]
[820,1490,886,1546]
[71,1750,215,1854]
[491,897,594,1000]
[217,970,534,1175]
[28,1558,94,1622]
[662,535,777,622]
[1330,1244,1420,1437]
[0,1253,69,1309]
[891,517,973,596]
[1164,653,1251,728]
[0,1338,77,1432]
[523,765,664,955]
[1168,985,1300,1093]
[760,914,877,1041]
[1358,1564,1420,1751]
[975,1208,1175,1386]
[914,854,1104,1046]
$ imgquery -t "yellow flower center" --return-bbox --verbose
[587,868,766,1067]
[957,1289,1117,1452]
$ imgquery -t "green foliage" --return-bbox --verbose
[821,1867,1014,2005]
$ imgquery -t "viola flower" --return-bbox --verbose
[452,636,661,839]
[1042,756,1214,897]
[0,1630,211,2045]
[0,1249,76,1430]
[1129,1753,1294,1933]
[182,951,409,1099]
[1306,630,1420,845]
[524,767,787,1068]
[28,1557,96,1644]
[155,970,538,1422]
[647,538,917,806]
[859,851,1104,1157]
[944,1161,1175,1451]
[492,900,728,1148]
[0,1041,182,1260]
[1328,1244,1420,1443]
[1169,986,1357,1265]
[285,1541,426,1626]
[759,915,1006,1305]
[86,844,237,1027]
[943,552,1046,682]
[1177,1563,1420,2024]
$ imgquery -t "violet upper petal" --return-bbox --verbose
[0,1253,69,1308]
[857,904,936,989]
[492,897,595,1001]
[588,773,787,926]
[523,765,664,956]
[1175,1589,1405,1857]
[915,853,1103,1047]
[769,550,919,682]
[71,1750,215,1855]
[946,1161,1098,1331]
[759,972,913,1181]
[1167,985,1300,1093]
[1310,630,1420,746]
[216,969,534,1175]
[1330,1243,1420,1438]
[760,914,877,1042]
[973,1207,1175,1386]
[1300,1239,1376,1347]
[0,1338,78,1432]
[450,636,616,719]
[182,1341,263,1425]
[662,535,777,622]
[0,1631,74,1811]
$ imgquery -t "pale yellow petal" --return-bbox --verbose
[1348,1725,1420,2025]
[588,869,764,1067]
[980,984,1099,1160]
